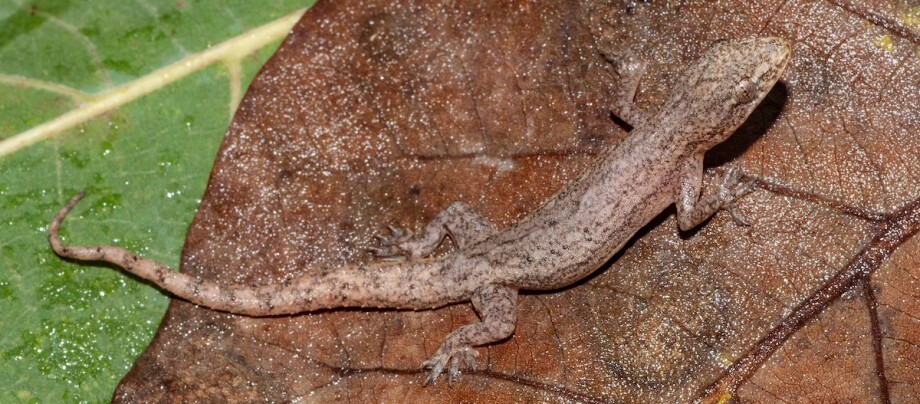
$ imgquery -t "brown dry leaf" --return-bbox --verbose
[114,1,920,402]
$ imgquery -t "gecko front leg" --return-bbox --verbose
[599,44,651,128]
[373,201,497,259]
[675,157,752,231]
[422,284,518,384]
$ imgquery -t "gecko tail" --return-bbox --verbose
[49,192,310,316]
[49,192,225,309]
[49,192,453,316]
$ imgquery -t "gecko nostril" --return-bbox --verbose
[765,37,791,55]
[763,40,781,53]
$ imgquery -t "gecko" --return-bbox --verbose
[49,37,790,385]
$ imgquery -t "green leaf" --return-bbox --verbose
[0,2,313,401]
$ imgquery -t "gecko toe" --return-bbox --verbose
[728,202,751,226]
[718,167,752,199]
[421,357,446,385]
[447,357,461,385]
[448,348,477,384]
[599,46,646,77]
[421,345,478,385]
[370,225,415,259]
[734,180,754,198]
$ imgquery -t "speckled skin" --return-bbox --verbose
[49,37,790,384]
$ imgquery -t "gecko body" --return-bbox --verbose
[50,37,790,384]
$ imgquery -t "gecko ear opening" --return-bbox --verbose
[732,78,759,104]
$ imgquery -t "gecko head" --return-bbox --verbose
[663,37,790,150]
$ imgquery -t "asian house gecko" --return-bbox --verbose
[49,37,790,384]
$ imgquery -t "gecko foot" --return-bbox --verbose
[719,167,753,226]
[600,46,645,79]
[421,344,478,385]
[368,225,414,260]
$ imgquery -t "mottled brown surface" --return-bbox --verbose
[115,0,920,402]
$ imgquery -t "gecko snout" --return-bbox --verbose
[758,36,792,73]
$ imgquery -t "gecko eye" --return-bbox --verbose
[732,78,759,104]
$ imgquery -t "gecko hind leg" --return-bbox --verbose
[422,284,518,384]
[372,201,497,259]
